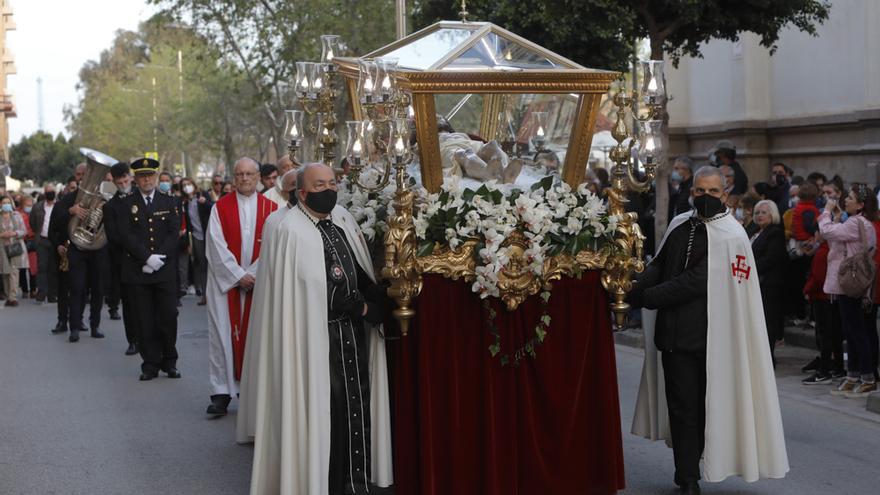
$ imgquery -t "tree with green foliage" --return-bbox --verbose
[148,0,399,156]
[66,14,272,175]
[8,131,81,184]
[414,0,830,243]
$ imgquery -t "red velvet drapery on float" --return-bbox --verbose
[390,271,626,495]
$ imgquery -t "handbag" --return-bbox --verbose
[4,240,23,259]
[837,217,876,298]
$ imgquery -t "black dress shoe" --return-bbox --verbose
[681,481,701,495]
[48,296,57,303]
[51,322,67,334]
[90,328,105,339]
[69,331,80,343]
[206,394,232,416]
[109,310,121,320]
[165,368,182,379]
[139,372,158,381]
[125,343,138,355]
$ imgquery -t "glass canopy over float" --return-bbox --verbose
[331,21,619,192]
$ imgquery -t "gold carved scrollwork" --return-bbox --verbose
[381,184,423,336]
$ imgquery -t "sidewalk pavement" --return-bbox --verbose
[614,323,880,421]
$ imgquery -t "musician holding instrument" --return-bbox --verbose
[48,164,85,336]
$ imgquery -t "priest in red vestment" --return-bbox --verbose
[205,157,278,416]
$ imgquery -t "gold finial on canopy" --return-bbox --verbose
[459,0,469,22]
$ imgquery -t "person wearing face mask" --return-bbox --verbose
[16,195,37,298]
[0,195,28,306]
[203,157,278,417]
[238,163,393,495]
[102,162,140,355]
[750,200,788,365]
[770,162,793,214]
[668,156,694,222]
[158,171,189,307]
[630,166,788,494]
[181,177,213,305]
[30,185,59,303]
[117,158,182,381]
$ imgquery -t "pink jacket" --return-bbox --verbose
[819,212,876,295]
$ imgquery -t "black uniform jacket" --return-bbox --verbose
[48,191,77,249]
[631,218,709,352]
[116,191,180,285]
[102,191,129,251]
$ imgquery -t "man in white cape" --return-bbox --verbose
[630,166,788,494]
[237,163,393,495]
[205,157,278,416]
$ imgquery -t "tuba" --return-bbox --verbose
[68,148,118,250]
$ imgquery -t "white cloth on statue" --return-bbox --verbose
[633,210,789,483]
[236,204,290,443]
[239,204,393,494]
[263,185,288,208]
[205,192,259,397]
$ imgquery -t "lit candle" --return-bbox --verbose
[381,75,392,92]
[326,48,334,62]
[289,122,299,138]
[536,125,545,137]
[352,137,362,158]
[313,76,323,90]
[647,76,658,93]
[395,135,405,155]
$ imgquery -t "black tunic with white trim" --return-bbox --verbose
[312,215,382,495]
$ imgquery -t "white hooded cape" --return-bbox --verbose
[632,211,789,483]
[236,204,393,494]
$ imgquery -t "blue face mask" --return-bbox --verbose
[24,206,32,214]
[670,171,683,183]
[1,204,12,213]
[158,182,172,193]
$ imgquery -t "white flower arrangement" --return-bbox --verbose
[339,171,618,300]
[414,175,618,299]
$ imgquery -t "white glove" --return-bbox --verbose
[146,254,166,271]
[142,264,155,274]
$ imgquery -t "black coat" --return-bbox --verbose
[668,176,693,222]
[102,191,130,251]
[116,191,180,285]
[630,218,708,352]
[750,224,788,289]
[182,193,213,239]
[48,192,77,248]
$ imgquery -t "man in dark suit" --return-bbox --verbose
[117,158,181,381]
[47,163,87,337]
[29,185,58,302]
[103,162,139,356]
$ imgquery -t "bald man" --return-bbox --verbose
[205,157,278,415]
[263,155,300,207]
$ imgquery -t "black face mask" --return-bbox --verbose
[693,194,725,218]
[45,191,56,201]
[775,174,786,186]
[304,189,336,214]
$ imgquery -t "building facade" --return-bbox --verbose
[0,0,15,163]
[666,0,880,185]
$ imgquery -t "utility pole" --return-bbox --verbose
[36,77,44,131]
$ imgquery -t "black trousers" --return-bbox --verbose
[106,248,122,312]
[129,280,178,374]
[36,237,58,299]
[814,299,844,373]
[662,350,707,485]
[68,246,106,332]
[120,283,139,345]
[867,304,880,379]
[56,268,70,326]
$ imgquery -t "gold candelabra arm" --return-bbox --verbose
[381,164,421,336]
[349,157,393,193]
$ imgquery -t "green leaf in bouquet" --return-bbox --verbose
[541,315,552,326]
[535,326,547,342]
[489,342,500,357]
[490,189,503,204]
[530,175,553,192]
[417,241,436,257]
[462,188,476,202]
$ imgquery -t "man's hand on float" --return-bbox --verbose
[238,273,256,291]
[146,254,166,271]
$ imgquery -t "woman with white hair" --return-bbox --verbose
[751,199,788,365]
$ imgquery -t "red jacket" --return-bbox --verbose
[791,200,820,241]
[804,241,830,302]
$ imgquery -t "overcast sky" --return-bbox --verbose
[7,0,158,144]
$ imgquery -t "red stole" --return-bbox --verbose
[215,192,278,380]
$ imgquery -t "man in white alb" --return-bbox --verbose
[205,157,277,416]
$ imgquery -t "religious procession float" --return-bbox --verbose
[287,14,666,494]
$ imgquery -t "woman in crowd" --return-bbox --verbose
[819,184,878,397]
[180,177,213,305]
[751,199,789,365]
[0,195,29,307]
[17,195,37,298]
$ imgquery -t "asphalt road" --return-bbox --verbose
[1,297,879,494]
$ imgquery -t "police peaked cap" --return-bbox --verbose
[131,158,160,174]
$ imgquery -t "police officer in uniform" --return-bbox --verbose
[103,162,139,355]
[116,158,181,381]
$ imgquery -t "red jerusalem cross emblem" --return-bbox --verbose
[731,255,751,284]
